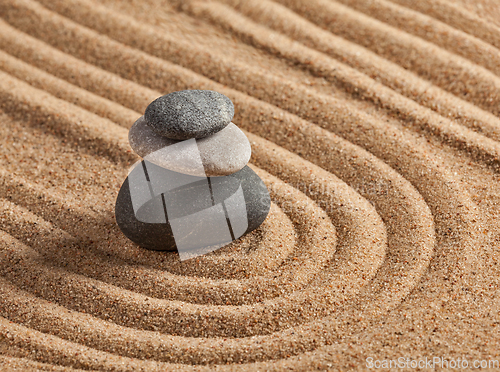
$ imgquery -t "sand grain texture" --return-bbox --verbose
[0,0,499,370]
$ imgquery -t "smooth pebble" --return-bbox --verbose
[144,90,234,140]
[115,162,271,252]
[129,116,251,177]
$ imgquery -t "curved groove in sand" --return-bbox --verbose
[0,175,335,307]
[0,169,350,339]
[5,0,499,171]
[0,71,134,166]
[335,0,500,76]
[273,0,500,116]
[0,0,498,370]
[184,0,500,165]
[0,50,140,127]
[388,0,500,50]
[0,94,434,358]
[0,19,157,115]
[0,96,434,360]
[200,0,500,142]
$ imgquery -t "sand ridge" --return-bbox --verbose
[0,0,499,370]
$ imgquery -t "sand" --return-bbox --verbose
[0,0,499,370]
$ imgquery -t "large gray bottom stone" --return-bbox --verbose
[115,162,270,257]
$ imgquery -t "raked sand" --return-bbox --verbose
[0,0,500,370]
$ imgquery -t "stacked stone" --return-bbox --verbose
[115,90,270,259]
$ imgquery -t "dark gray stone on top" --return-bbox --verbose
[144,90,234,140]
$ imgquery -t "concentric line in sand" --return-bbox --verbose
[335,0,500,76]
[274,0,500,115]
[6,0,498,170]
[191,0,500,142]
[1,0,499,369]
